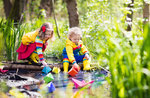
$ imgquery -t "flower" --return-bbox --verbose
[42,26,46,32]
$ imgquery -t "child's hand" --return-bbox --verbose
[41,61,48,67]
[72,63,80,72]
[85,54,90,59]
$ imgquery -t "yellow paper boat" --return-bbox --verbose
[52,67,60,74]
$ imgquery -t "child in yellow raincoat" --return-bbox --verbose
[16,22,54,66]
[62,27,91,72]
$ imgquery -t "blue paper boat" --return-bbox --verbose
[42,66,52,74]
[47,82,55,93]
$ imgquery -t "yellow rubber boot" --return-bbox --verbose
[83,60,91,70]
[63,62,69,72]
[29,52,39,63]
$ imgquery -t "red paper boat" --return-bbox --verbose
[68,68,78,77]
[0,68,8,73]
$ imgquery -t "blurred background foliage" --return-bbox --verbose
[0,0,150,97]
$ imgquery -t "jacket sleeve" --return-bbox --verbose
[42,41,48,52]
[35,36,44,61]
[80,41,88,54]
[66,44,76,64]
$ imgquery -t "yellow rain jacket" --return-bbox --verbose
[22,30,46,45]
[63,38,88,63]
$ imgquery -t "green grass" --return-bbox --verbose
[0,19,24,61]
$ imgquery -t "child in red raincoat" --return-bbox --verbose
[16,22,54,66]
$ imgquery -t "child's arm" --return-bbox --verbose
[66,43,80,71]
[35,36,48,66]
[35,36,45,62]
[80,41,88,54]
[80,41,90,59]
[66,45,76,64]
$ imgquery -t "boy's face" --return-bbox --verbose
[70,34,80,44]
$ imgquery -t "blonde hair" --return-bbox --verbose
[68,27,82,39]
[39,22,54,40]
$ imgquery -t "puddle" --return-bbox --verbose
[3,69,107,87]
[0,59,110,97]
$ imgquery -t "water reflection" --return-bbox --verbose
[48,70,107,89]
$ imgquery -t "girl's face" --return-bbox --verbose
[70,34,80,44]
[44,29,53,41]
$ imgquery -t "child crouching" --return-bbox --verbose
[16,22,54,67]
[62,27,91,72]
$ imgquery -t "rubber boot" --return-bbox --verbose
[29,52,39,63]
[83,60,91,70]
[63,62,69,72]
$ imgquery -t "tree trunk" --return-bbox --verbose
[40,0,53,17]
[20,0,28,23]
[25,0,30,21]
[8,0,21,22]
[8,0,27,23]
[66,0,79,28]
[29,0,36,20]
[3,0,12,19]
[126,0,134,31]
[143,2,150,24]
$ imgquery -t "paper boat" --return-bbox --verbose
[68,68,78,77]
[68,65,80,77]
[72,78,94,89]
[0,68,8,73]
[52,67,60,74]
[42,66,51,74]
[44,73,54,83]
[47,82,55,93]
